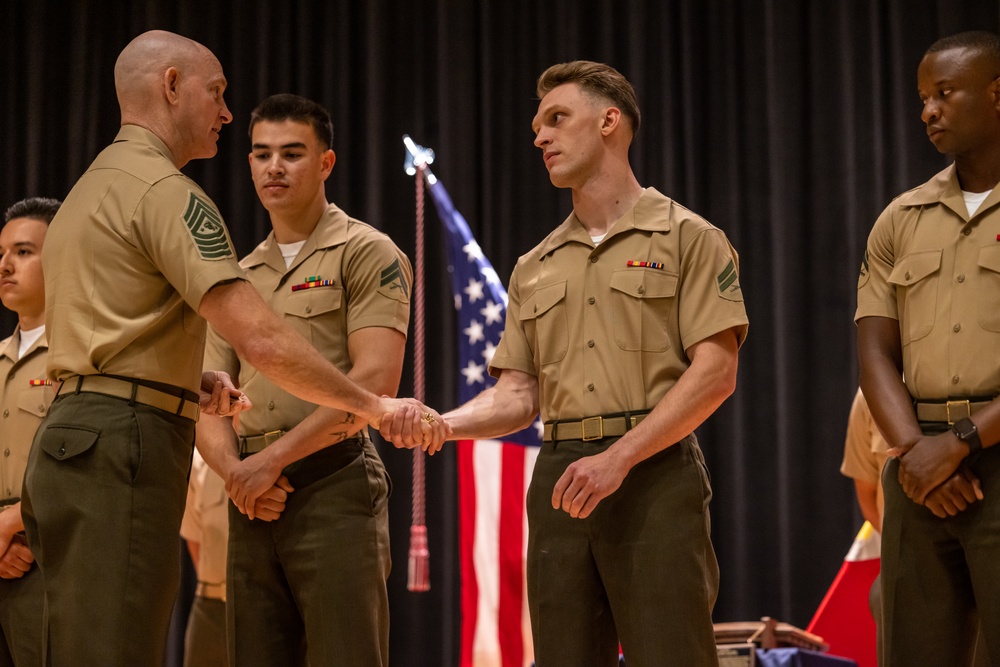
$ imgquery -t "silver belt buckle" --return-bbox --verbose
[581,416,604,441]
[946,400,971,425]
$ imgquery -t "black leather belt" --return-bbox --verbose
[914,397,995,425]
[0,497,19,508]
[57,374,200,422]
[543,411,650,442]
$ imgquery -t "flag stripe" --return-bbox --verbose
[458,440,479,667]
[498,444,526,667]
[472,441,503,664]
[422,169,540,666]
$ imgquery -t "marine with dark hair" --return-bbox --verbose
[383,60,748,666]
[0,196,59,666]
[197,93,408,667]
[3,198,61,225]
[858,29,1000,667]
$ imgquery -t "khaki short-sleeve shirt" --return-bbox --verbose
[856,165,1000,400]
[180,450,228,587]
[204,205,411,435]
[840,388,889,523]
[0,329,54,499]
[490,187,748,422]
[43,125,245,392]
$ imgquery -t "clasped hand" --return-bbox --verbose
[377,399,452,454]
[0,534,32,579]
[890,431,982,517]
[200,370,252,417]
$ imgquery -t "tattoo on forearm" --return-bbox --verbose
[327,413,358,444]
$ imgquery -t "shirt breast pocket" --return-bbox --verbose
[887,250,941,345]
[17,388,52,419]
[609,269,678,352]
[978,245,1000,332]
[284,287,346,364]
[519,282,568,366]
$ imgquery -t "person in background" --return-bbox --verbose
[0,197,60,666]
[181,448,229,667]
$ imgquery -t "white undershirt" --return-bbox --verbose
[18,324,44,360]
[963,189,992,217]
[591,233,607,245]
[277,240,307,269]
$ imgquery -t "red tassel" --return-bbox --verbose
[407,524,431,591]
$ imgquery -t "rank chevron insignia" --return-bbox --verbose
[380,258,409,297]
[183,192,233,260]
[717,259,740,293]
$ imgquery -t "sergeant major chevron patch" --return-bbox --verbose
[183,192,234,260]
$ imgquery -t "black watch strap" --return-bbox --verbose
[952,417,983,457]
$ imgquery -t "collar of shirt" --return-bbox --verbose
[242,203,350,274]
[113,124,178,167]
[536,186,674,258]
[897,163,1000,222]
[0,326,47,364]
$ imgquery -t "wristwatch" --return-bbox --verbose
[952,417,982,457]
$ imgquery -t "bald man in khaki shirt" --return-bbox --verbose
[20,30,444,667]
[858,31,1000,667]
[383,61,748,667]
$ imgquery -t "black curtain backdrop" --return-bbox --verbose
[4,1,1000,665]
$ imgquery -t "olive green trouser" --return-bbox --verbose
[881,433,1000,667]
[526,433,719,667]
[21,392,194,666]
[0,565,43,667]
[184,596,227,667]
[226,437,391,667]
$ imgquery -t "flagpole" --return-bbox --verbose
[403,135,435,592]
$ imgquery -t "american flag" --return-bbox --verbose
[422,167,541,667]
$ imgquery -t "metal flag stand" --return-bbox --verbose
[402,135,436,592]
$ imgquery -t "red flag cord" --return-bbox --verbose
[407,165,430,592]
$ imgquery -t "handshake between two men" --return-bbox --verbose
[197,370,453,522]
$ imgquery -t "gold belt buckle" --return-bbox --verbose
[946,400,971,425]
[263,430,285,446]
[581,416,604,441]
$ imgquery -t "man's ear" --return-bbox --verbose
[163,67,181,105]
[601,106,622,136]
[321,149,337,179]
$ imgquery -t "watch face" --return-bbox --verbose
[954,418,977,439]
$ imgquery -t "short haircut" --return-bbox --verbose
[248,94,334,149]
[927,31,1000,73]
[536,60,641,136]
[3,197,62,225]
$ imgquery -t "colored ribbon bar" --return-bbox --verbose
[291,277,335,292]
